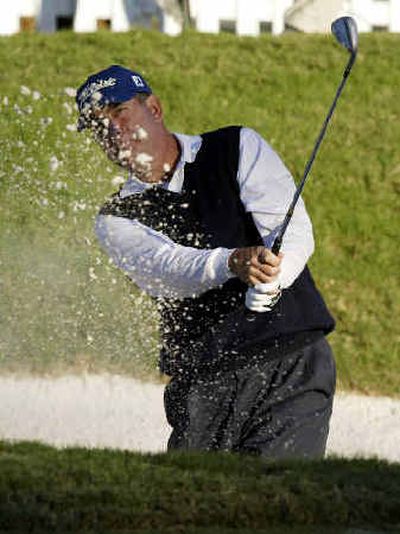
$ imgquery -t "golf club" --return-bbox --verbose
[270,15,358,256]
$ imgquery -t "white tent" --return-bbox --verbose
[285,0,400,33]
[189,0,295,36]
[1,0,398,36]
[0,0,182,35]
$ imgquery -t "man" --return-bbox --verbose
[76,65,336,458]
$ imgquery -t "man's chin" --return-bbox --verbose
[106,153,130,168]
[105,153,152,180]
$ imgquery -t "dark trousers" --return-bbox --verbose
[164,336,336,459]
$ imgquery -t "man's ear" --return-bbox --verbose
[145,94,163,121]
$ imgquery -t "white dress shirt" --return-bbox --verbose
[95,127,314,299]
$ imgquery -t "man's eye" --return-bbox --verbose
[112,107,125,117]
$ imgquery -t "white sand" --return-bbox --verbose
[1,373,399,462]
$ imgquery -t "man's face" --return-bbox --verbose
[89,95,161,181]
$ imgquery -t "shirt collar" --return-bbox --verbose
[119,133,202,198]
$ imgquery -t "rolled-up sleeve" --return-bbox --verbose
[95,214,234,299]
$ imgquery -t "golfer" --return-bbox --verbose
[76,65,336,458]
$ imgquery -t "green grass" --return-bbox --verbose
[0,30,399,393]
[0,440,399,532]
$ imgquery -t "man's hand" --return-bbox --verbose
[228,246,282,287]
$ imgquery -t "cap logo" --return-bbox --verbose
[132,75,145,88]
[78,77,117,104]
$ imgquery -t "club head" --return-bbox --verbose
[331,16,358,55]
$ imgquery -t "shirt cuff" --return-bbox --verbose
[215,248,236,281]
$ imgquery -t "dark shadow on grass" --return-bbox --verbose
[0,441,399,532]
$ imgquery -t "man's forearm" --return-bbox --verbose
[95,214,234,299]
[238,128,315,289]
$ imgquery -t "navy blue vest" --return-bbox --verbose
[100,126,335,376]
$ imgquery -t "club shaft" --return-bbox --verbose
[271,53,355,256]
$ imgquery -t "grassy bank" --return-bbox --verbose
[1,440,399,532]
[0,30,399,394]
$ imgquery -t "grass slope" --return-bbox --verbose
[1,441,399,532]
[0,30,399,394]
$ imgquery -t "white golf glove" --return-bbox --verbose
[245,280,282,313]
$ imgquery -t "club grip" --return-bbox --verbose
[271,236,282,256]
